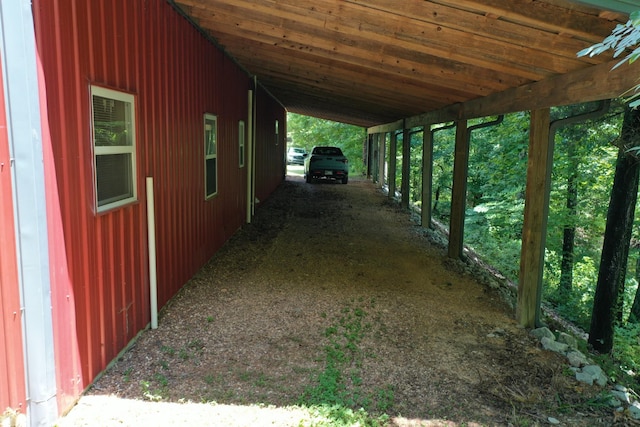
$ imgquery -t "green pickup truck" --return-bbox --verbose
[304,146,349,184]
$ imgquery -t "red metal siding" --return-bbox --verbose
[32,0,283,413]
[0,53,27,414]
[38,51,84,411]
[255,85,286,203]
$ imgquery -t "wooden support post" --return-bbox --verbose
[378,133,386,188]
[448,119,468,259]
[517,108,552,328]
[401,127,411,208]
[371,133,379,183]
[421,126,433,228]
[366,134,373,180]
[388,131,397,198]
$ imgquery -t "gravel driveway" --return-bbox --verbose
[57,174,613,426]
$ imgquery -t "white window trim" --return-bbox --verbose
[204,113,218,199]
[239,120,245,168]
[91,85,137,213]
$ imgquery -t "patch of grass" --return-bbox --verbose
[299,298,394,425]
[236,369,276,388]
[375,385,394,412]
[179,348,190,360]
[123,367,132,382]
[154,373,169,387]
[160,345,175,356]
[302,405,390,427]
[204,373,224,385]
[140,379,166,401]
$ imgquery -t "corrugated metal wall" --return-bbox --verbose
[32,0,285,412]
[0,52,27,414]
[255,85,286,203]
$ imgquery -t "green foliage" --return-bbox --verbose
[578,11,640,107]
[287,113,366,175]
[446,113,530,281]
[299,298,393,426]
[288,102,640,391]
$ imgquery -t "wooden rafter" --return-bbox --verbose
[173,0,626,127]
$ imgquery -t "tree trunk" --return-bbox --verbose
[559,140,577,294]
[588,106,640,353]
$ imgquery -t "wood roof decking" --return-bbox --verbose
[173,0,632,127]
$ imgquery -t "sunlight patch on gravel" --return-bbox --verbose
[56,395,316,427]
[55,395,482,427]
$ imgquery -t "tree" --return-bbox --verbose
[577,12,640,193]
[287,113,366,174]
[559,132,577,294]
[578,11,640,108]
[588,106,640,353]
[629,256,640,323]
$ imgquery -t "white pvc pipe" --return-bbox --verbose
[246,89,254,224]
[251,77,257,216]
[146,177,158,329]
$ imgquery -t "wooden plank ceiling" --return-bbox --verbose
[172,0,629,128]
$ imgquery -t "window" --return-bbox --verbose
[91,86,137,212]
[204,114,218,198]
[238,120,245,168]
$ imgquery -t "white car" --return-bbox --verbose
[287,147,307,165]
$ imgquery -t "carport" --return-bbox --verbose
[172,0,640,327]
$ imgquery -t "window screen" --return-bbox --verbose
[204,114,218,198]
[239,120,245,168]
[91,86,136,212]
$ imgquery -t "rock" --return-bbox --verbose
[541,336,568,354]
[566,350,589,367]
[548,416,560,425]
[577,365,608,387]
[530,327,554,340]
[607,395,622,408]
[611,389,631,405]
[487,328,506,338]
[557,332,577,350]
[629,401,640,419]
[586,365,608,386]
[576,370,595,385]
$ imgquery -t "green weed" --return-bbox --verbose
[299,298,394,425]
[123,367,132,382]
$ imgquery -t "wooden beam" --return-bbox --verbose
[196,6,513,97]
[517,108,551,328]
[432,0,620,42]
[401,127,411,208]
[399,58,640,128]
[368,120,404,135]
[421,127,433,228]
[224,40,463,108]
[345,0,608,63]
[388,131,398,198]
[371,133,379,183]
[448,119,469,259]
[377,133,386,188]
[366,134,373,180]
[193,0,563,85]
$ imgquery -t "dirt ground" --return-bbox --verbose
[57,170,619,426]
